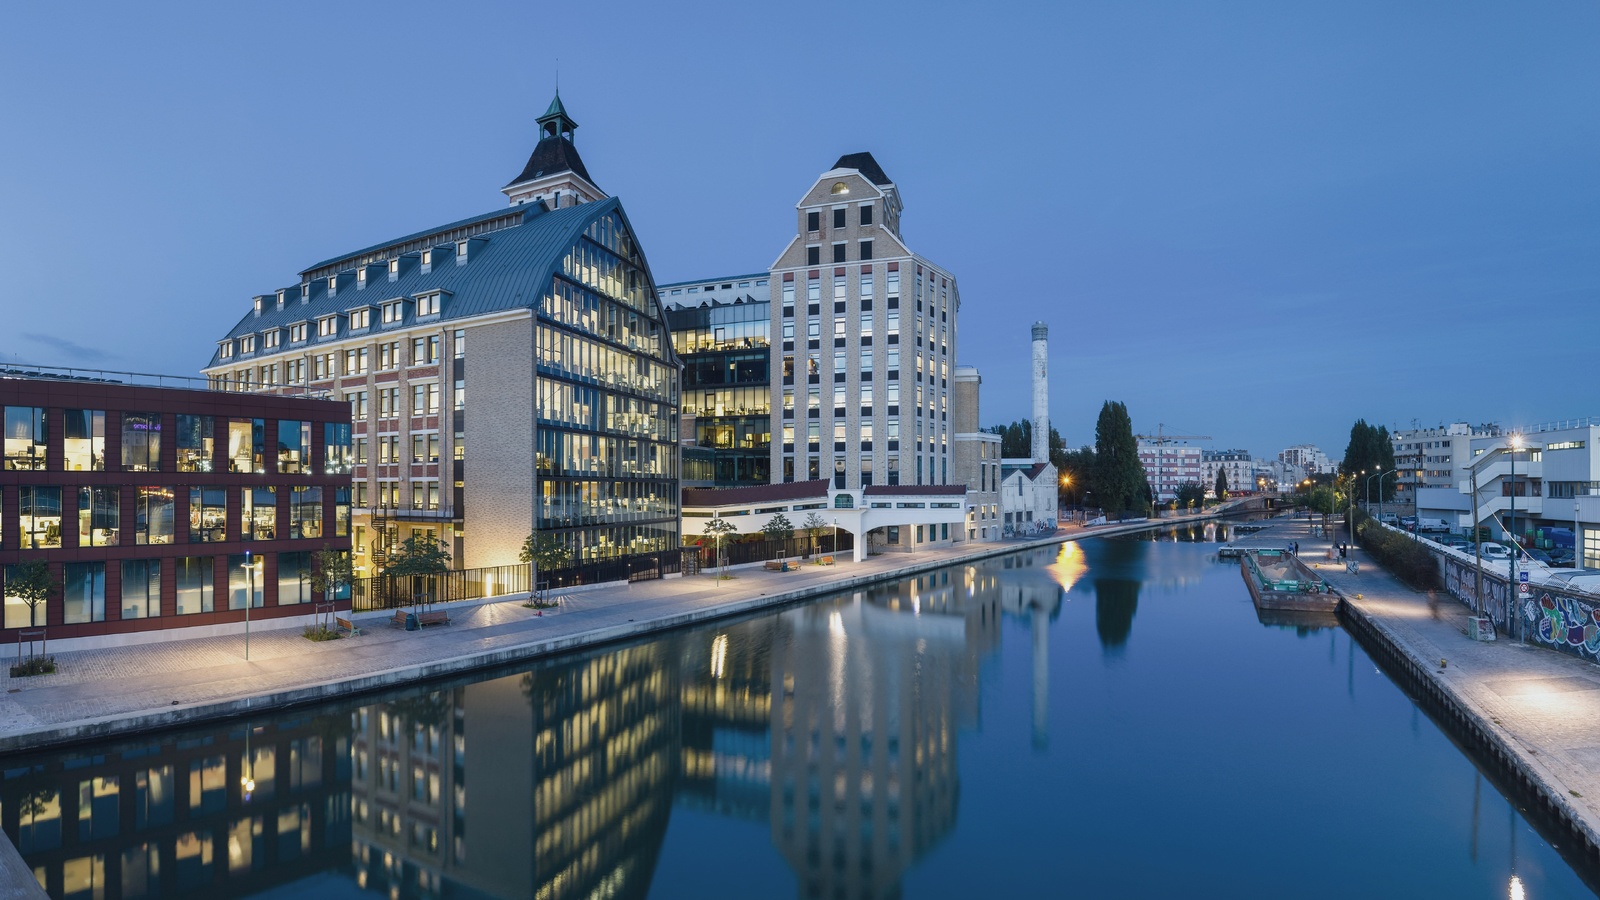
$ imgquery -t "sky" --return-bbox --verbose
[1,1,1595,458]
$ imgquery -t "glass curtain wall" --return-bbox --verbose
[533,212,679,562]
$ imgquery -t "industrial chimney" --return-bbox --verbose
[1031,322,1049,463]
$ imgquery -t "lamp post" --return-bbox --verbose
[1378,470,1398,525]
[1364,468,1390,512]
[1508,434,1521,641]
[241,552,261,661]
[832,517,838,557]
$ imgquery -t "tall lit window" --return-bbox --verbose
[324,423,352,474]
[176,415,214,472]
[4,406,46,471]
[20,486,63,549]
[176,557,214,615]
[62,562,106,624]
[121,559,162,619]
[242,487,277,541]
[63,410,105,471]
[277,421,310,474]
[122,413,162,472]
[78,486,119,547]
[228,419,263,474]
[135,487,175,545]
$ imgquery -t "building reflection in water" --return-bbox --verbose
[2,551,1079,900]
[0,714,352,898]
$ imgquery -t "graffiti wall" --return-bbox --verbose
[1436,550,1600,660]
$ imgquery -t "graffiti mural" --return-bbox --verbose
[1434,549,1600,661]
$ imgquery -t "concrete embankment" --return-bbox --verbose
[0,513,1226,755]
[1256,515,1600,877]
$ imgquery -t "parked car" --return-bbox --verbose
[1478,543,1512,561]
[1525,548,1554,565]
[1445,539,1473,553]
[1379,513,1400,526]
[1400,516,1418,530]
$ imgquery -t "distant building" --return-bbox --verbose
[1458,419,1600,566]
[201,95,681,573]
[1138,440,1202,501]
[1200,449,1253,497]
[1390,422,1501,507]
[769,153,959,490]
[951,367,1001,542]
[1279,444,1331,475]
[1,367,350,650]
[664,278,772,488]
[999,461,1059,534]
[681,480,967,561]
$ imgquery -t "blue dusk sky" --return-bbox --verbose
[1,1,1594,458]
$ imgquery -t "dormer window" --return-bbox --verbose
[327,275,339,297]
[241,335,257,354]
[289,323,308,343]
[416,293,441,317]
[357,268,367,286]
[264,330,280,349]
[318,316,337,337]
[349,308,371,330]
[381,300,405,325]
[421,249,433,273]
[456,240,470,263]
[301,283,311,302]
[276,288,288,308]
[219,341,234,360]
[253,297,264,314]
[388,259,400,280]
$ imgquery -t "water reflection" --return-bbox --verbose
[2,529,1593,899]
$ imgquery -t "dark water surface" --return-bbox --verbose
[3,523,1595,898]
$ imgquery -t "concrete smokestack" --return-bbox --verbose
[1031,322,1049,463]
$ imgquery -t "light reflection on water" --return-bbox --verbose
[1,526,1595,899]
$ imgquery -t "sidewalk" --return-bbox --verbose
[1269,515,1600,853]
[1,517,1203,754]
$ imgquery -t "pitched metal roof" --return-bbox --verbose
[862,484,968,496]
[832,152,891,186]
[504,135,597,192]
[682,480,830,508]
[207,197,634,369]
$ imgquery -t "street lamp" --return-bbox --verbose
[1364,469,1391,512]
[1509,433,1522,640]
[832,517,838,557]
[1378,470,1398,525]
[240,552,262,661]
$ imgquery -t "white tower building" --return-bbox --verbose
[1031,322,1049,463]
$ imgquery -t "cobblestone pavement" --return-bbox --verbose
[1258,514,1600,844]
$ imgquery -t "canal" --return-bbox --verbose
[2,523,1596,898]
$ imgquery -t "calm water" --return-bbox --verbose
[3,522,1596,899]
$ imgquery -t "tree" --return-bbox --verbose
[703,517,737,578]
[1214,468,1229,501]
[1305,484,1342,536]
[520,532,572,572]
[1176,482,1206,510]
[384,535,452,613]
[1057,445,1095,506]
[986,420,1068,463]
[800,512,828,554]
[6,561,57,664]
[309,546,353,635]
[761,512,795,558]
[1340,420,1397,501]
[1093,401,1144,518]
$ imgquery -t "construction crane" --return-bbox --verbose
[1134,424,1212,501]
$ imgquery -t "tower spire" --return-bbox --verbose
[537,90,578,142]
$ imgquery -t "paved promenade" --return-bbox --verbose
[0,516,1203,754]
[1260,515,1600,857]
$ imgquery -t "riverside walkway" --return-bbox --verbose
[0,515,1201,754]
[1255,515,1600,860]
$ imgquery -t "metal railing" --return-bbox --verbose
[351,563,530,611]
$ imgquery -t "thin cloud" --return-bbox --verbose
[20,333,119,364]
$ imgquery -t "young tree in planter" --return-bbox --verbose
[6,561,58,673]
[520,531,573,596]
[703,516,737,578]
[800,512,827,555]
[1175,482,1206,511]
[762,512,795,559]
[1214,468,1229,502]
[385,535,452,614]
[310,546,354,636]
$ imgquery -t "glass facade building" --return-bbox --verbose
[664,280,772,488]
[202,97,679,571]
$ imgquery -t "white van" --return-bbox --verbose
[1478,543,1511,561]
[1418,517,1451,533]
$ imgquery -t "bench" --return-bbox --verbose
[391,610,410,627]
[817,556,835,566]
[764,560,796,572]
[336,616,361,637]
[418,610,450,627]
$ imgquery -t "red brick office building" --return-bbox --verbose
[1,369,352,647]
